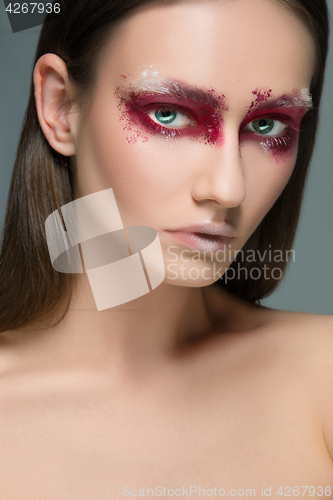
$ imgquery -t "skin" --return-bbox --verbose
[0,0,333,497]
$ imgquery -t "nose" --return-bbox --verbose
[191,128,246,208]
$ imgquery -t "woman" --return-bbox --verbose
[0,0,332,497]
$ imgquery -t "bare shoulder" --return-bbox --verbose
[210,284,333,456]
[229,302,333,462]
[261,308,333,461]
[245,305,333,371]
[267,307,333,329]
[262,307,333,349]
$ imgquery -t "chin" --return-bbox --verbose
[163,263,228,288]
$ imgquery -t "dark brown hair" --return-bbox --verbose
[0,0,329,333]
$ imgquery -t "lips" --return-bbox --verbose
[165,223,236,252]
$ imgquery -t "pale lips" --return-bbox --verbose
[165,223,237,252]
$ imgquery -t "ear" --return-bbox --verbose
[34,53,78,156]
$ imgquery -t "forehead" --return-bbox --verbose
[98,0,316,106]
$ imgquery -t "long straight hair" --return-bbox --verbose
[0,0,330,334]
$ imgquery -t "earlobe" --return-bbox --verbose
[33,53,78,156]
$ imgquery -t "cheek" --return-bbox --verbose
[85,102,196,220]
[241,142,297,231]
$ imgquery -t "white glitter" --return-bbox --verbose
[275,87,313,110]
[301,87,313,107]
[260,141,271,156]
[140,65,162,79]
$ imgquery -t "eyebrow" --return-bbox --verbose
[246,91,314,115]
[125,79,313,114]
[127,78,226,109]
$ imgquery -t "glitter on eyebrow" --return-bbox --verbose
[126,78,227,110]
[301,87,313,100]
[276,88,313,109]
[247,87,314,115]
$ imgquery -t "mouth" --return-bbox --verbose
[164,230,235,252]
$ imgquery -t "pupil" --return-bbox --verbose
[253,118,274,134]
[259,119,269,129]
[161,109,171,117]
[155,108,177,124]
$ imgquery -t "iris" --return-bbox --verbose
[155,108,177,124]
[252,118,275,134]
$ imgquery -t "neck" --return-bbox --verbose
[39,274,234,374]
[7,273,243,381]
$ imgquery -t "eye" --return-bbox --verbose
[244,118,287,136]
[148,107,195,128]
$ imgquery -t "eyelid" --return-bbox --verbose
[244,119,287,136]
[241,111,301,133]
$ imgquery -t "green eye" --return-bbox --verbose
[155,108,177,124]
[252,118,275,134]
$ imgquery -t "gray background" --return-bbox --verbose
[0,3,332,314]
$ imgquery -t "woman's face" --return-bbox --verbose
[72,0,315,287]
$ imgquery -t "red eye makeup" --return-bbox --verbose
[115,79,227,146]
[249,88,273,111]
[240,89,313,160]
[116,80,313,161]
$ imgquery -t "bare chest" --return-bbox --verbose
[0,369,332,500]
